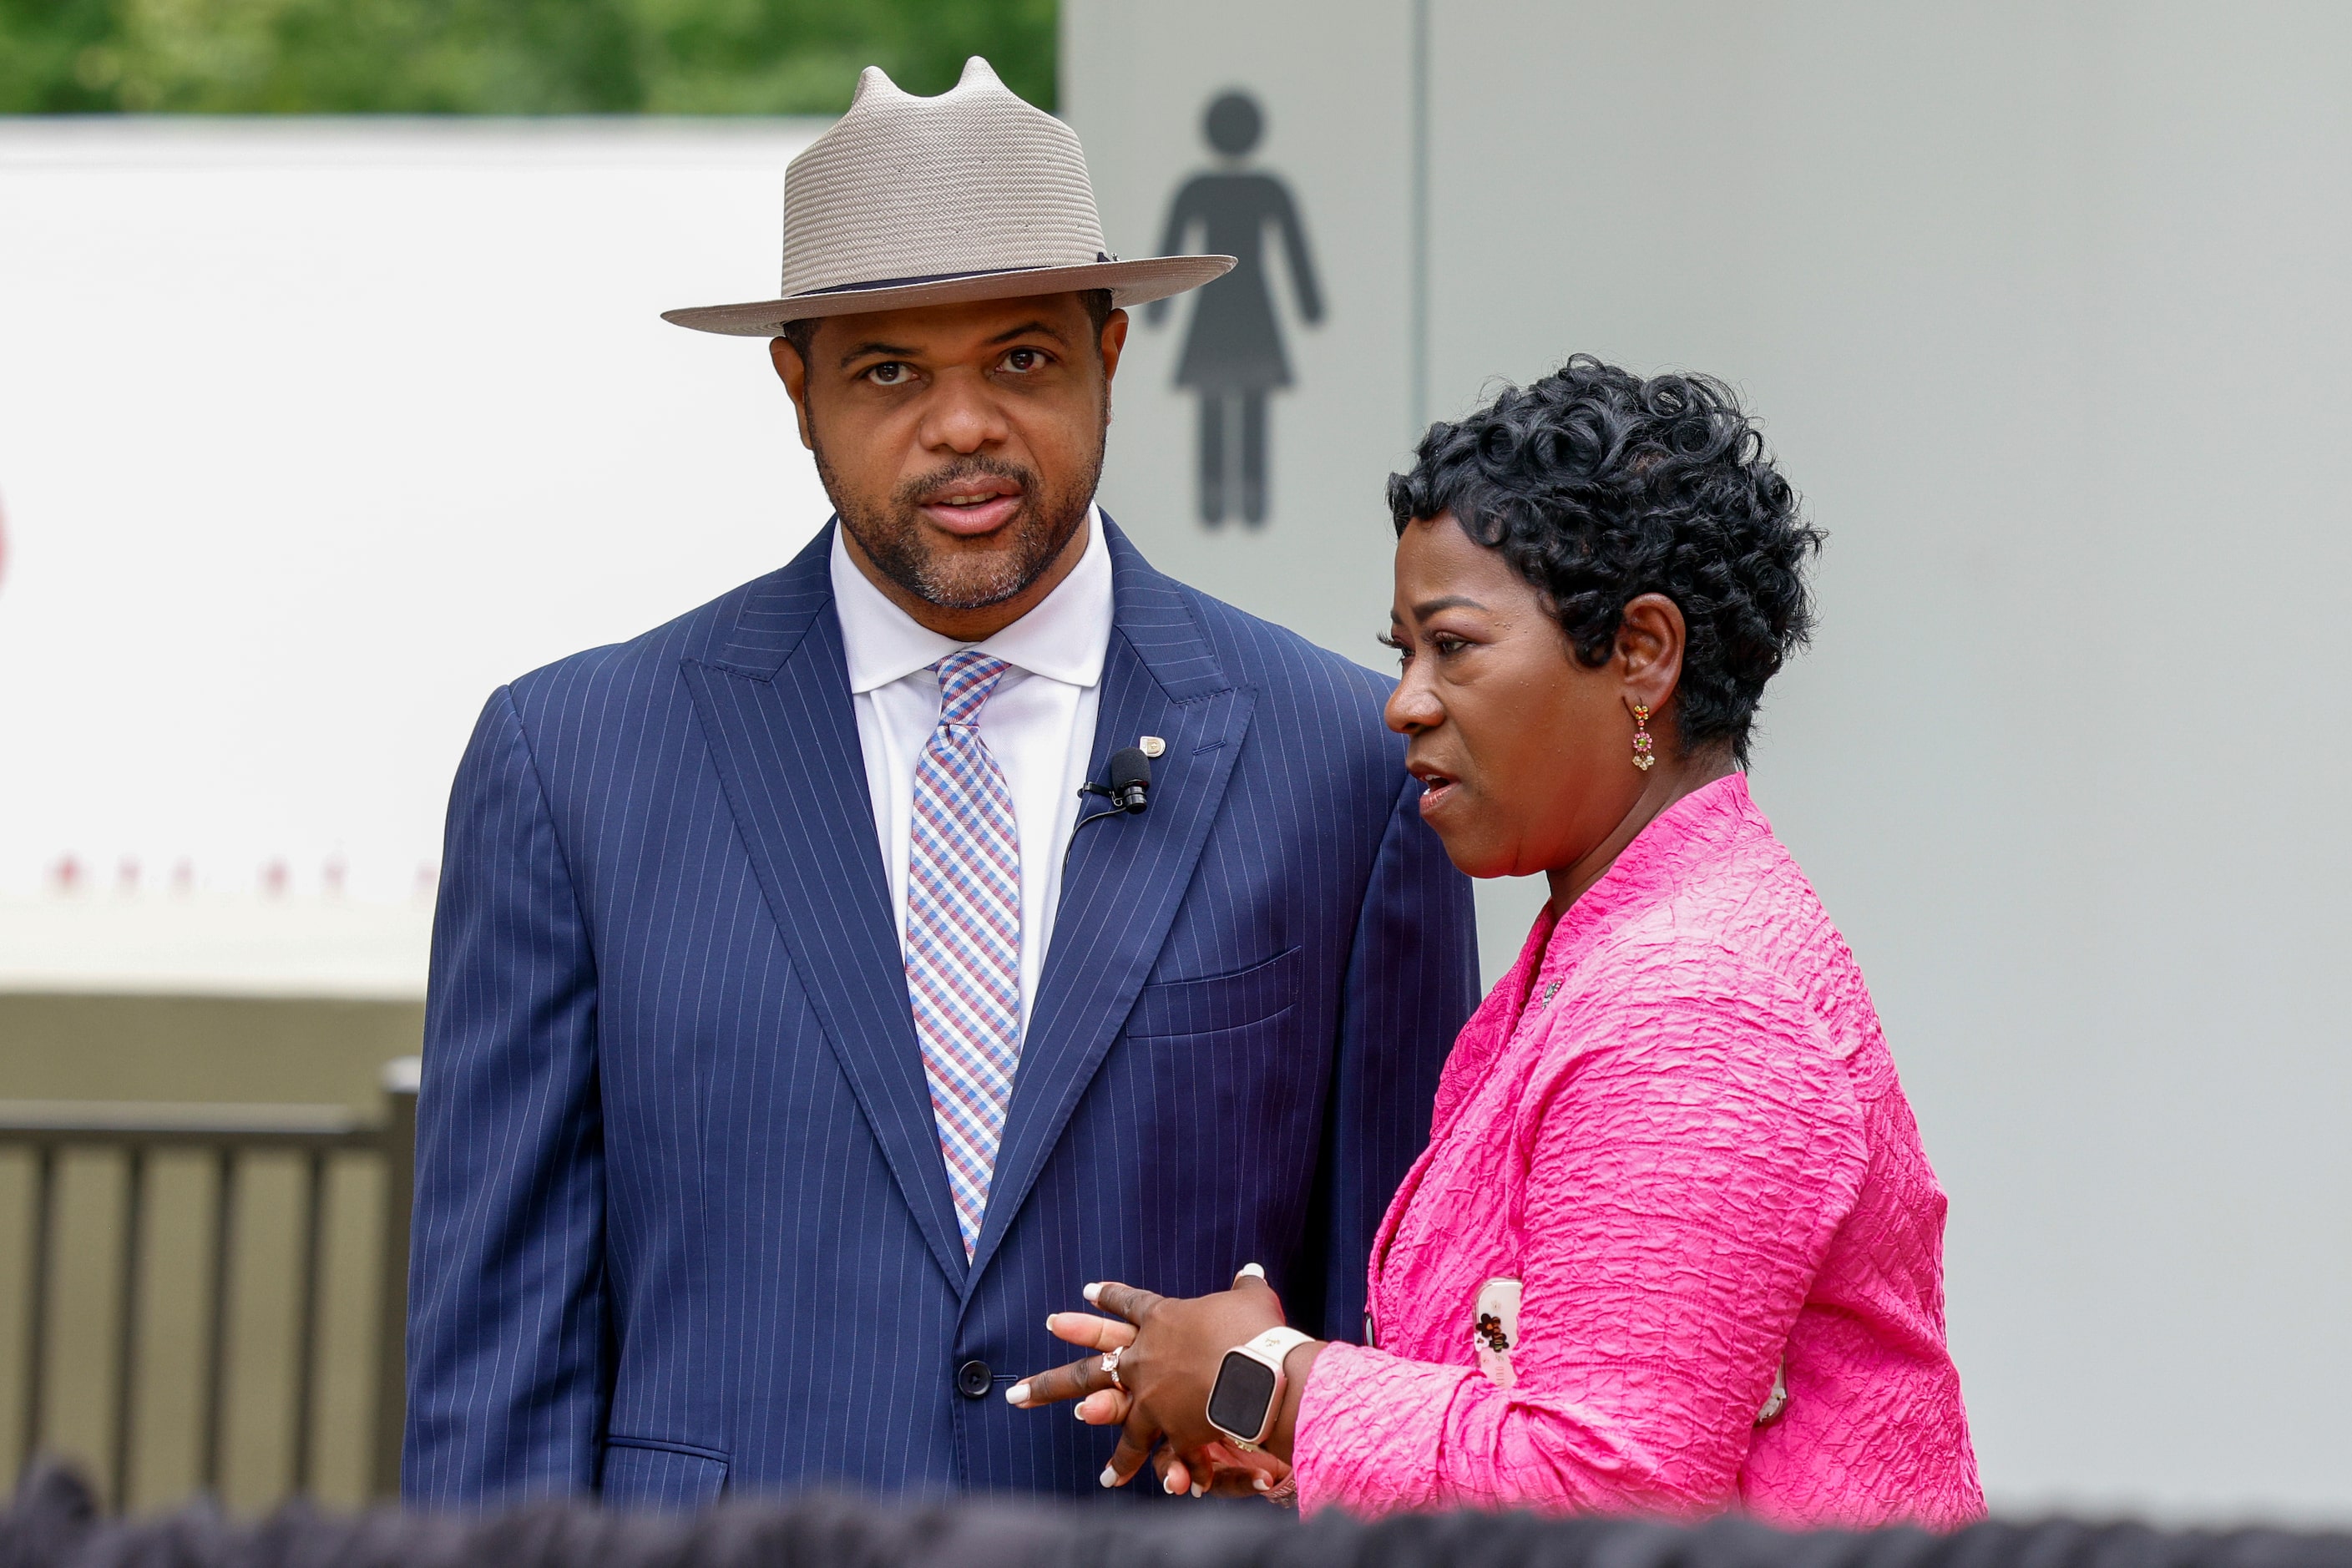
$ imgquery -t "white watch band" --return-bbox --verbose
[1242,1326,1314,1366]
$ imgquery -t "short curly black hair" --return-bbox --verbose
[1388,355,1823,766]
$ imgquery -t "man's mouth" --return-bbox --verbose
[918,478,1025,536]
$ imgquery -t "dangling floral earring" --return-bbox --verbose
[1631,703,1656,771]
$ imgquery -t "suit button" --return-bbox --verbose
[956,1359,994,1399]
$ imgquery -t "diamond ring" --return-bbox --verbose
[1100,1345,1125,1390]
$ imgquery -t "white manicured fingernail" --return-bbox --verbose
[1163,1470,1184,1495]
[1239,1262,1266,1280]
[1074,1404,1088,1421]
[1191,1483,1206,1499]
[1254,1475,1271,1492]
[1082,1282,1103,1303]
[1100,1466,1118,1488]
[1005,1383,1030,1406]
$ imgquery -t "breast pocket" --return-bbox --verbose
[1124,946,1302,1039]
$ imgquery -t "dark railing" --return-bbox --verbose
[0,1058,416,1510]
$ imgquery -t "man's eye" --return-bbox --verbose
[865,362,909,385]
[1003,348,1044,372]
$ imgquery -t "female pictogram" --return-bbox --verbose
[1146,91,1323,527]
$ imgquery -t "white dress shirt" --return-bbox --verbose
[831,507,1111,1029]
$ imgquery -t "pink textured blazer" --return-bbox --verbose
[1293,774,1981,1527]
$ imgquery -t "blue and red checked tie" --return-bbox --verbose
[904,649,1024,1258]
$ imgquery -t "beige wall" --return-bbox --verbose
[0,995,421,1112]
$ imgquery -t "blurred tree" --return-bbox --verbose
[0,0,1056,114]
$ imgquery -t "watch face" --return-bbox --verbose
[1206,1349,1279,1442]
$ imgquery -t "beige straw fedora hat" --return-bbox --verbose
[664,57,1233,336]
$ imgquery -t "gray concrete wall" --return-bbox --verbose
[1066,0,2352,1521]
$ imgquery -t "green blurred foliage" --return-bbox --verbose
[0,0,1056,114]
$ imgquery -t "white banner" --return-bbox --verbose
[0,120,834,992]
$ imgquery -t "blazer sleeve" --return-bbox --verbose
[402,685,608,1505]
[1302,771,1478,1342]
[1291,988,1870,1516]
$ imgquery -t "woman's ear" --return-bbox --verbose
[1616,594,1687,720]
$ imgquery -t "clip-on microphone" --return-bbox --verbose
[1072,746,1152,837]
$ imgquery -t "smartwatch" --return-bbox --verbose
[1205,1326,1314,1450]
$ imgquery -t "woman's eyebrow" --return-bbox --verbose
[1412,594,1489,616]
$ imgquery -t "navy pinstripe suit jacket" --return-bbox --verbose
[403,518,1477,1508]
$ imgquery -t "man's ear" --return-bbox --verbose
[770,336,817,452]
[1097,307,1130,387]
[1616,593,1687,721]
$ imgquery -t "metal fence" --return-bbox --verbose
[0,1059,415,1511]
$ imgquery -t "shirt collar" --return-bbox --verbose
[830,503,1114,695]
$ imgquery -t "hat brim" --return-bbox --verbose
[660,255,1236,336]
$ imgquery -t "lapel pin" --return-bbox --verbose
[1139,736,1166,758]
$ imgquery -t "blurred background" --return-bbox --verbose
[3,0,2349,1530]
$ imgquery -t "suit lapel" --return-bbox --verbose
[965,524,1256,1287]
[680,525,969,1287]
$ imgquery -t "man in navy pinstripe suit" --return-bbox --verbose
[404,58,1476,1507]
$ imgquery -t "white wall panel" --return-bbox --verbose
[1069,0,2352,1520]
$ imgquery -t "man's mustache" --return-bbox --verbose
[893,457,1035,508]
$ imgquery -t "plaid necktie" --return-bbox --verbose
[904,649,1024,1258]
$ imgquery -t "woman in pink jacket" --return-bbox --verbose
[1009,356,1983,1527]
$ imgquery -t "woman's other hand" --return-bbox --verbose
[1006,1268,1309,1495]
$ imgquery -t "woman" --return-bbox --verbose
[1009,357,1982,1526]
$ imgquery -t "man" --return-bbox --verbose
[404,58,1475,1506]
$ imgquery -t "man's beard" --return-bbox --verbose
[817,437,1103,613]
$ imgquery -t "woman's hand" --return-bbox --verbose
[1006,1268,1313,1496]
[1024,1302,1280,1497]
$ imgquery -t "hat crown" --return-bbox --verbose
[780,57,1108,300]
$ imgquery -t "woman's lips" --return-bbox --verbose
[919,491,1024,535]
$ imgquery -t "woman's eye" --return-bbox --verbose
[1432,635,1468,656]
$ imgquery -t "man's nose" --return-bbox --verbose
[919,371,1010,453]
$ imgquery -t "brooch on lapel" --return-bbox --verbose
[1470,1277,1521,1388]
